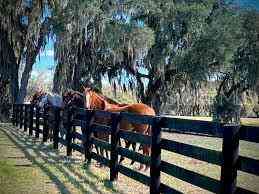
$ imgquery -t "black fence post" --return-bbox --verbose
[12,104,15,125]
[29,105,34,136]
[35,106,40,139]
[150,117,162,194]
[43,105,49,142]
[15,104,19,127]
[19,104,23,130]
[84,110,94,163]
[12,104,16,126]
[110,113,121,181]
[220,124,240,194]
[24,105,28,132]
[53,107,61,149]
[66,106,73,156]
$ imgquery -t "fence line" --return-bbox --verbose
[11,104,259,194]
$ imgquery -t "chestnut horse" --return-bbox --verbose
[62,90,112,162]
[62,90,140,166]
[83,87,155,170]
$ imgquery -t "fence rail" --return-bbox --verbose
[11,103,259,194]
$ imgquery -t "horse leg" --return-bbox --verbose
[119,139,131,164]
[130,142,142,165]
[143,144,151,171]
[130,142,137,165]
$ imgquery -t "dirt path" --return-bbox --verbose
[0,123,148,194]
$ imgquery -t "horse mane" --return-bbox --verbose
[98,93,121,105]
[66,89,84,97]
[92,90,129,106]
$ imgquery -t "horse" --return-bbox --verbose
[30,91,64,141]
[83,86,155,171]
[62,90,139,166]
[30,90,46,106]
[62,90,111,163]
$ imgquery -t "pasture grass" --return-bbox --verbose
[0,124,148,194]
[161,132,259,193]
[0,128,58,194]
[171,116,259,126]
[0,121,259,194]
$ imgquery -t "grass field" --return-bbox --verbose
[0,118,259,193]
[170,116,259,127]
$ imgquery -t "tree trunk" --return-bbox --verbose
[17,60,34,103]
[140,77,164,114]
[93,73,102,91]
[10,57,19,104]
[53,63,62,94]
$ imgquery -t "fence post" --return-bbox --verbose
[66,106,73,156]
[82,110,94,163]
[24,105,28,132]
[220,124,240,194]
[29,105,34,136]
[110,113,121,181]
[13,104,16,126]
[16,104,20,127]
[43,105,49,142]
[53,107,61,149]
[35,106,40,139]
[150,117,162,194]
[19,104,23,130]
[12,104,15,125]
[15,104,19,127]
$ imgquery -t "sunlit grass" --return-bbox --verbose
[170,116,259,127]
[1,122,259,194]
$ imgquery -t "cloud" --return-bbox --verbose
[40,49,54,57]
[46,49,54,57]
[30,69,54,82]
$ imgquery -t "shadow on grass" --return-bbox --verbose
[1,125,124,194]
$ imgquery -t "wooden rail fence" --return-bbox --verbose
[11,104,259,194]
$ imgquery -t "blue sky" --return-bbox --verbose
[33,0,259,80]
[33,40,55,71]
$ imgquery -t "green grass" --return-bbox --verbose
[1,121,259,194]
[171,116,259,127]
[0,124,147,194]
[160,132,259,193]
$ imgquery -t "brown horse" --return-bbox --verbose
[63,90,143,166]
[30,90,46,106]
[62,90,112,163]
[83,87,155,170]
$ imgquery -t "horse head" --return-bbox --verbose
[63,90,85,109]
[30,91,46,106]
[83,86,106,110]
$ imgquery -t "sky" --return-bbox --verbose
[31,39,55,81]
[32,0,259,82]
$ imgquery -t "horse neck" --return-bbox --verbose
[105,103,129,112]
[91,92,106,110]
[74,93,85,108]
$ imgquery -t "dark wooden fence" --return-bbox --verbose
[11,104,259,194]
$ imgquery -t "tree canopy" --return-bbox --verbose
[1,0,258,122]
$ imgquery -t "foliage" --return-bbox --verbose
[0,0,56,106]
[1,0,258,121]
[213,10,259,123]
